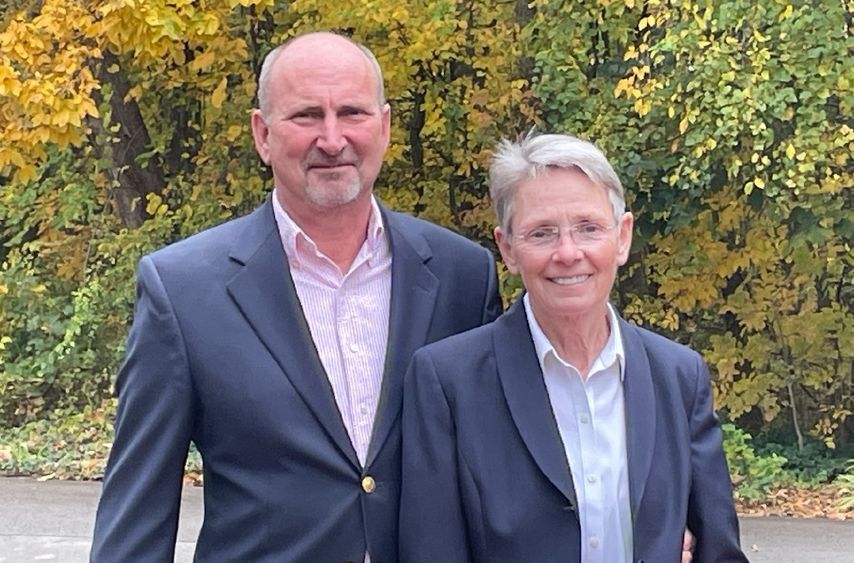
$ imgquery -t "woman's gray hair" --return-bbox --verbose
[256,33,386,117]
[488,132,626,233]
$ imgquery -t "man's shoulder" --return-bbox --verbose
[385,210,489,254]
[418,320,497,361]
[146,203,270,272]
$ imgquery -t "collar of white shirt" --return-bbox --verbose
[523,293,626,381]
[271,193,387,271]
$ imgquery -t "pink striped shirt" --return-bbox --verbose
[272,195,392,468]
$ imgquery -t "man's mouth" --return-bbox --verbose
[307,162,356,170]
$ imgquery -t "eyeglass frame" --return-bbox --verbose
[509,221,621,249]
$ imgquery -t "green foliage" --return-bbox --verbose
[722,423,791,501]
[0,401,203,479]
[757,439,853,487]
[835,461,854,511]
[0,402,114,479]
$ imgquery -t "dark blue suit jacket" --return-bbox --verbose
[400,299,747,563]
[91,199,501,562]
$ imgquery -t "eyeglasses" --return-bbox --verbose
[512,222,618,248]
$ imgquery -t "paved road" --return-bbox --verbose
[1,477,852,562]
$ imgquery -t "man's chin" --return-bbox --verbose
[306,182,366,209]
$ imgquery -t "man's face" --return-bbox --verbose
[495,167,633,330]
[251,36,391,216]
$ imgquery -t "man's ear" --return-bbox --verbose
[494,226,519,274]
[250,110,271,165]
[381,103,391,150]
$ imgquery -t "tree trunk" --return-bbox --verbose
[93,50,165,229]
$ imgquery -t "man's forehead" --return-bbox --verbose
[279,35,370,71]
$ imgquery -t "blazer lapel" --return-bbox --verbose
[494,299,578,509]
[225,200,360,469]
[367,210,439,466]
[620,319,656,518]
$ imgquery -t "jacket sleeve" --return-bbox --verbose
[90,256,193,562]
[399,348,472,563]
[686,356,749,563]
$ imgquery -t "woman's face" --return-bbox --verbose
[495,167,633,328]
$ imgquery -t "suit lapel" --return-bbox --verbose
[367,210,439,466]
[494,299,578,509]
[225,200,360,469]
[620,320,656,518]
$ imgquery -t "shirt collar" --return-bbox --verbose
[271,193,386,269]
[524,294,625,380]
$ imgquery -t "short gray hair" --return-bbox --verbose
[488,132,626,233]
[256,32,386,117]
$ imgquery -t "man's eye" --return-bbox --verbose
[292,112,321,121]
[340,108,368,119]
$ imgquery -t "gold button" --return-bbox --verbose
[361,476,376,493]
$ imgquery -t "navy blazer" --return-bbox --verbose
[91,198,501,562]
[400,299,748,563]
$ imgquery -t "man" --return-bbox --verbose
[91,32,501,562]
[399,133,746,562]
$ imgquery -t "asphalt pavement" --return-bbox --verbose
[1,476,852,562]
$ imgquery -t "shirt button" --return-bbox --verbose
[587,475,597,484]
[361,476,376,493]
[349,343,359,353]
[589,537,600,548]
[580,414,590,424]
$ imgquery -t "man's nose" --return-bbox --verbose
[316,115,347,155]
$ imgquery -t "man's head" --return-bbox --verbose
[251,32,391,216]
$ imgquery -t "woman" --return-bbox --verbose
[398,133,747,563]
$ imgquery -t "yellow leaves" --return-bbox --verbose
[678,107,699,134]
[785,143,796,159]
[226,125,243,141]
[0,60,22,96]
[145,193,168,217]
[191,51,217,72]
[14,164,39,184]
[638,15,656,31]
[211,76,228,109]
[624,45,639,61]
[633,97,652,116]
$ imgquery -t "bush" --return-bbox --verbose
[757,440,852,486]
[0,402,114,480]
[722,423,791,501]
[835,461,854,511]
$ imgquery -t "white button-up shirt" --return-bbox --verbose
[524,295,633,563]
[273,195,392,468]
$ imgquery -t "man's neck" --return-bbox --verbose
[278,191,374,274]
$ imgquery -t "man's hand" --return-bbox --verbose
[682,528,696,563]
